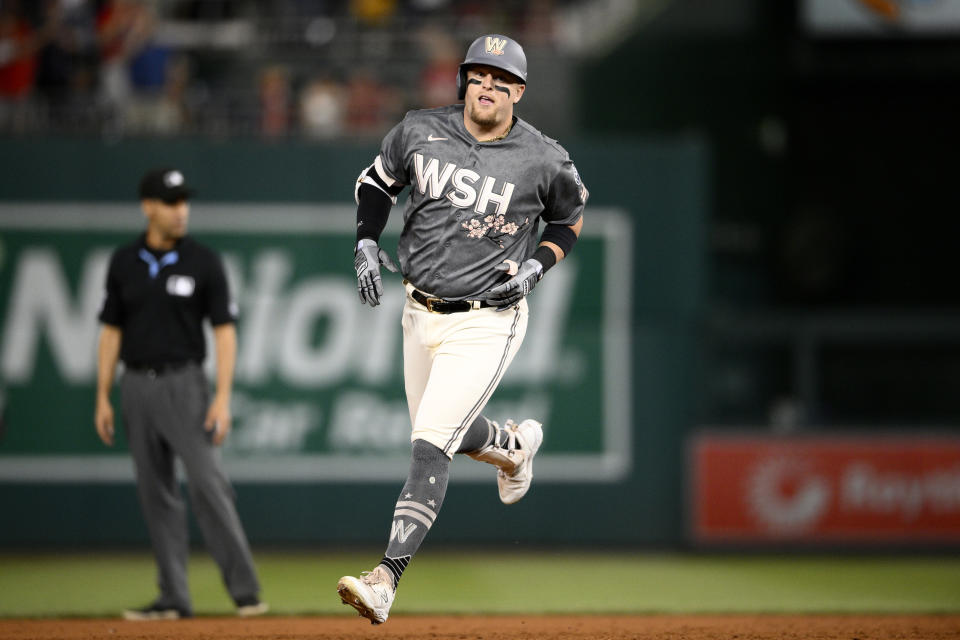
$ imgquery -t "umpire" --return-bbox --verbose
[94,168,266,620]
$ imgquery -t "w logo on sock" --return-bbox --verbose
[390,519,418,544]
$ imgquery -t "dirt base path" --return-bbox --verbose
[2,615,959,640]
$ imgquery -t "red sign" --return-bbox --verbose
[690,433,960,543]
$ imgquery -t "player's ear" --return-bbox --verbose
[513,84,525,104]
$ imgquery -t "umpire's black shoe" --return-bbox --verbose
[122,601,191,621]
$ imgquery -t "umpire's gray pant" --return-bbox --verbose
[121,363,260,610]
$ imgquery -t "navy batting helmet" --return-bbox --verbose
[456,34,527,100]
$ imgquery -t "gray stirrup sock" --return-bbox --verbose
[456,415,495,453]
[381,439,449,588]
[456,415,516,454]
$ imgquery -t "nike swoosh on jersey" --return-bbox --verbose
[427,135,448,141]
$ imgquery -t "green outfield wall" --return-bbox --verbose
[0,137,706,547]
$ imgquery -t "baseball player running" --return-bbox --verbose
[337,34,588,624]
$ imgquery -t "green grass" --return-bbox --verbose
[1,551,959,617]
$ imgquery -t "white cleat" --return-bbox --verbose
[497,419,543,504]
[467,419,543,504]
[337,565,395,625]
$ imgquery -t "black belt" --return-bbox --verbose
[410,289,492,314]
[126,360,195,376]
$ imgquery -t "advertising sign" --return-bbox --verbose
[0,204,631,484]
[803,0,960,36]
[691,432,960,543]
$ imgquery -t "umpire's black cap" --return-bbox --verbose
[138,168,195,203]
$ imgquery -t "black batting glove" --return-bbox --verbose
[355,238,398,307]
[482,258,543,311]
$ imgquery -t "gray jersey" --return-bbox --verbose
[376,104,587,300]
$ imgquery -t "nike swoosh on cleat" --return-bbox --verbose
[427,135,448,141]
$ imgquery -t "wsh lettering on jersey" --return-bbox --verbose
[414,153,515,215]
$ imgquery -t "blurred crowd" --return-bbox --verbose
[0,0,568,139]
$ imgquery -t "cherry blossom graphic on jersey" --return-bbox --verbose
[460,214,530,248]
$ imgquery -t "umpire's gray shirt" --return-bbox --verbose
[376,104,587,300]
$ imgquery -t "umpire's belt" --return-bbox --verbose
[126,360,196,377]
[411,289,492,314]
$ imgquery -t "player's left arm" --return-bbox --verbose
[483,158,587,310]
[533,215,583,268]
[483,216,583,311]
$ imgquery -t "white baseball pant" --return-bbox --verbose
[401,282,529,458]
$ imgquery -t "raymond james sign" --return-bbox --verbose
[0,205,631,483]
[690,432,960,543]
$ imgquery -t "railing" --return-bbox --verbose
[705,310,960,430]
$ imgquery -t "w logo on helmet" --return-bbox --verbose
[485,37,507,55]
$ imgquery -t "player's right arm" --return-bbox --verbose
[354,167,402,307]
[95,324,122,446]
[353,119,410,307]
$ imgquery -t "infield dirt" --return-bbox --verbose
[2,615,960,639]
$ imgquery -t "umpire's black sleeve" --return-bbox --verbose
[98,251,125,326]
[205,251,236,326]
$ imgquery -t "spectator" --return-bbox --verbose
[96,0,153,113]
[129,41,169,94]
[344,68,396,137]
[299,73,345,139]
[415,24,458,108]
[259,64,290,137]
[518,0,559,48]
[155,54,193,133]
[0,1,39,100]
[36,0,97,122]
[126,53,192,135]
[350,0,397,26]
[0,0,57,130]
[173,0,246,20]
